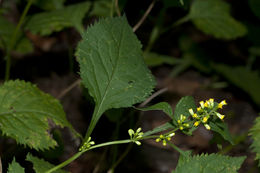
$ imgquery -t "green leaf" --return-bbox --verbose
[143,122,175,137]
[7,158,24,173]
[214,64,260,106]
[188,0,247,39]
[26,154,68,173]
[209,121,234,145]
[137,102,173,118]
[173,153,246,173]
[249,0,260,19]
[173,96,196,122]
[0,80,77,150]
[143,52,181,67]
[0,16,33,54]
[30,0,65,11]
[76,16,156,139]
[25,0,111,36]
[249,115,260,166]
[25,2,91,35]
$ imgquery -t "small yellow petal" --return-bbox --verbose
[197,107,201,111]
[200,101,205,108]
[192,113,198,118]
[163,140,167,146]
[160,134,164,139]
[189,108,194,115]
[194,121,200,127]
[156,138,160,142]
[204,124,211,130]
[180,126,184,130]
[202,117,208,123]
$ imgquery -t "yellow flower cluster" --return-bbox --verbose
[79,137,95,152]
[128,127,143,145]
[177,114,190,130]
[189,99,227,130]
[155,132,175,146]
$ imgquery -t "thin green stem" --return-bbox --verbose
[5,0,33,81]
[45,139,131,173]
[45,151,83,173]
[167,142,188,158]
[110,0,115,17]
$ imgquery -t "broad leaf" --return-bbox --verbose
[7,158,24,173]
[249,115,260,166]
[25,0,110,35]
[188,0,247,39]
[249,0,260,19]
[214,64,260,106]
[143,52,181,67]
[76,16,156,139]
[26,154,68,173]
[173,153,246,173]
[209,121,234,145]
[25,2,90,35]
[31,0,65,11]
[0,80,77,150]
[173,96,196,122]
[143,122,175,137]
[137,102,173,118]
[0,16,33,54]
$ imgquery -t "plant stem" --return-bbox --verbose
[167,142,188,158]
[45,139,131,173]
[45,151,83,173]
[5,0,33,81]
[110,0,115,17]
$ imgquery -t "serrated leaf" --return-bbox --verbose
[76,16,156,139]
[7,158,24,173]
[188,0,247,39]
[173,153,246,173]
[137,102,173,118]
[0,16,33,54]
[249,116,260,166]
[0,80,77,150]
[214,64,260,106]
[26,154,68,173]
[25,0,110,36]
[249,0,260,19]
[209,121,234,145]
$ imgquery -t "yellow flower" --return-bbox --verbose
[200,101,205,108]
[216,113,225,120]
[204,124,211,130]
[204,101,208,108]
[163,140,167,146]
[180,126,184,130]
[192,113,198,119]
[189,108,194,115]
[218,100,227,109]
[197,107,201,112]
[208,98,214,107]
[194,121,200,127]
[202,117,209,123]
